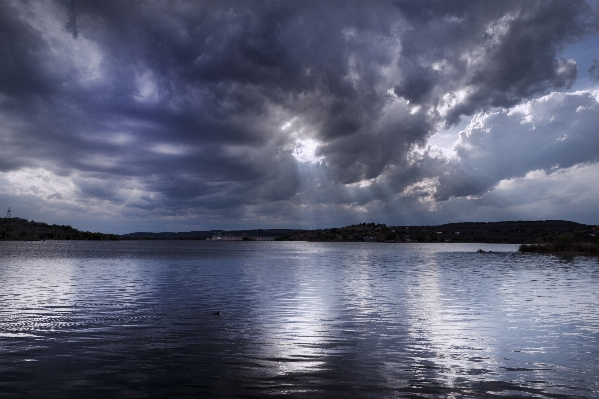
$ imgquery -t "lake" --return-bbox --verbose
[0,241,598,398]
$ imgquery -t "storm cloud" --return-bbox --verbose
[432,90,599,200]
[0,0,597,232]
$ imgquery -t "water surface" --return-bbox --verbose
[1,241,598,398]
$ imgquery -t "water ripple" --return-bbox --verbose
[0,241,597,398]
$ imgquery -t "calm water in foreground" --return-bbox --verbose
[0,241,598,398]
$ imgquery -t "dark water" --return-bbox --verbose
[0,241,598,398]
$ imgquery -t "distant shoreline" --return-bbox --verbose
[2,218,597,246]
[123,220,598,245]
[0,218,119,241]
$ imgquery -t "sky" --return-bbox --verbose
[1,0,599,234]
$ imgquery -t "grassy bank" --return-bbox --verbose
[519,237,599,255]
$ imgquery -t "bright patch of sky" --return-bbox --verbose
[561,34,599,90]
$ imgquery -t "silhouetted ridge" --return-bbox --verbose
[121,220,597,244]
[0,218,120,241]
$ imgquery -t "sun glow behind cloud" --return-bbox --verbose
[291,138,323,165]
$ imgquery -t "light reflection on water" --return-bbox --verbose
[0,241,598,398]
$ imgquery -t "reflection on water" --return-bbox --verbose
[0,241,598,398]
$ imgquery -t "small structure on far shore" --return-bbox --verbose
[5,207,11,218]
[210,234,275,241]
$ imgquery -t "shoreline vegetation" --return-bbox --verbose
[0,218,119,241]
[1,218,598,254]
[519,241,599,255]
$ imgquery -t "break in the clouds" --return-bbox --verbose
[0,0,598,233]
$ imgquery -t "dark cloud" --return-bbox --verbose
[590,59,599,81]
[395,0,590,124]
[65,0,78,39]
[0,0,597,230]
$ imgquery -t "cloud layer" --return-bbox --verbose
[0,0,598,232]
